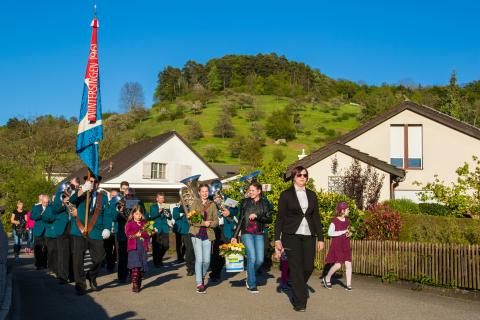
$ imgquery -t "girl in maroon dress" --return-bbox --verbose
[125,206,150,293]
[322,201,353,291]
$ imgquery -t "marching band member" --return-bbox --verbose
[210,195,238,282]
[69,175,112,295]
[30,195,48,270]
[189,184,219,294]
[103,189,119,273]
[42,196,59,277]
[52,177,80,284]
[148,192,172,268]
[110,185,145,283]
[172,204,195,276]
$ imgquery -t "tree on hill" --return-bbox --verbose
[265,109,296,140]
[213,111,235,138]
[186,120,204,141]
[119,82,145,112]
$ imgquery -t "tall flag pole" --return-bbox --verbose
[76,6,103,235]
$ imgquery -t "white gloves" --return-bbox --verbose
[82,181,93,192]
[102,229,111,239]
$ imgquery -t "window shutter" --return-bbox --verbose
[390,126,404,167]
[142,162,151,179]
[174,163,182,182]
[182,165,192,179]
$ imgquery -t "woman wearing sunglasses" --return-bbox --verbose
[274,166,324,312]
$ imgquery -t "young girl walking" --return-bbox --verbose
[125,205,150,293]
[322,201,353,291]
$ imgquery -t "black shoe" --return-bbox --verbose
[293,306,306,312]
[88,278,99,291]
[75,284,86,296]
[187,271,195,276]
[345,286,352,291]
[322,277,332,289]
[209,276,220,283]
[154,262,164,268]
[58,278,68,285]
[247,287,259,294]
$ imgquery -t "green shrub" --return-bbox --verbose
[384,199,420,215]
[399,213,480,244]
[317,192,365,239]
[418,203,451,216]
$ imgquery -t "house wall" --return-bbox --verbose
[104,135,218,187]
[307,151,391,202]
[346,109,480,201]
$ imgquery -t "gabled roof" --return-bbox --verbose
[67,131,220,182]
[287,100,480,179]
[336,100,480,144]
[286,143,405,179]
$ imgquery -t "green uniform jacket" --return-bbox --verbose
[42,205,58,238]
[148,203,172,234]
[69,191,111,240]
[172,206,189,235]
[51,195,70,236]
[30,204,46,237]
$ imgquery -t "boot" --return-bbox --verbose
[131,268,139,293]
[137,271,143,292]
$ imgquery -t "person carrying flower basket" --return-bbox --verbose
[219,242,246,273]
[231,182,274,294]
[188,184,219,294]
[125,205,151,293]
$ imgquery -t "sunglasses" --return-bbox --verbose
[296,173,308,178]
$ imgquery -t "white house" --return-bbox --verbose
[67,131,220,203]
[287,101,480,202]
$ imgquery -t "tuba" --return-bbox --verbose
[179,174,201,214]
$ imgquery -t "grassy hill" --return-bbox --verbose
[126,94,362,165]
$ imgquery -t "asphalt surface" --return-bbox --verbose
[8,250,480,320]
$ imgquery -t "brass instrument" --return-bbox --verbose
[179,174,201,214]
[57,182,77,213]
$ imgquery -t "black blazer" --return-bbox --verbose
[274,186,323,241]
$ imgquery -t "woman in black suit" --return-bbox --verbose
[274,166,324,312]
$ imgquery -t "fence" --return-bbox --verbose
[316,239,480,290]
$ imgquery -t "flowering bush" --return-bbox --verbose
[219,243,246,256]
[187,210,203,224]
[362,204,403,240]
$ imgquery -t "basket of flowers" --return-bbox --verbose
[219,243,246,272]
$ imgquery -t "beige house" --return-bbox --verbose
[287,101,480,202]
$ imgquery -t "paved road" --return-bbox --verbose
[8,250,480,320]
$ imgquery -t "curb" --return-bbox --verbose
[0,272,12,320]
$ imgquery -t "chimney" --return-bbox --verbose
[298,149,307,160]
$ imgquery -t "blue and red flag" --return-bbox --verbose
[76,17,103,177]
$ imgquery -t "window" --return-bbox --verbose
[151,163,166,179]
[328,176,344,194]
[390,125,423,169]
[143,162,166,179]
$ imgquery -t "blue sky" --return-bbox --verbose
[1,0,479,124]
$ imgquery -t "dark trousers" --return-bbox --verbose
[174,231,186,261]
[282,234,316,309]
[210,227,224,279]
[46,237,58,275]
[182,234,195,273]
[34,234,48,268]
[152,232,169,266]
[57,225,73,282]
[104,234,117,271]
[117,239,128,281]
[72,236,105,290]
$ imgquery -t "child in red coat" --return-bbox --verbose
[125,205,150,293]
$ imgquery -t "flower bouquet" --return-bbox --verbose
[187,210,203,224]
[141,220,157,236]
[219,243,246,272]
